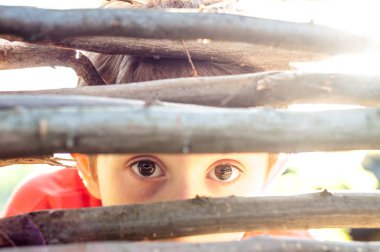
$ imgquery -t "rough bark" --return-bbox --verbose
[5,71,380,107]
[1,102,380,157]
[0,95,151,108]
[2,192,380,246]
[0,39,105,85]
[54,37,325,71]
[0,6,372,53]
[2,237,380,252]
[0,156,64,167]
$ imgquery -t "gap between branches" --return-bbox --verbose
[0,39,105,85]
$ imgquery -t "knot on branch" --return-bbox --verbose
[320,189,333,197]
[192,195,210,205]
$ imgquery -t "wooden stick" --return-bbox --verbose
[2,192,380,246]
[1,101,380,157]
[0,39,105,85]
[4,71,380,107]
[54,37,324,70]
[0,156,64,168]
[0,95,151,108]
[2,237,380,252]
[0,6,372,53]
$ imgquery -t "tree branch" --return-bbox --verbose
[0,100,380,157]
[0,39,105,85]
[4,71,380,107]
[2,192,380,246]
[2,237,380,252]
[54,37,325,71]
[0,156,64,168]
[0,6,373,53]
[0,95,149,108]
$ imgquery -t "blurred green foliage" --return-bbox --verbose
[0,165,37,212]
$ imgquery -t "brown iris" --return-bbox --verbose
[214,164,233,180]
[137,160,156,176]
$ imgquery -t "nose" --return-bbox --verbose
[161,176,204,201]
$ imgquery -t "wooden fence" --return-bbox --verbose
[0,2,380,251]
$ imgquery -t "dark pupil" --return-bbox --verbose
[214,165,232,180]
[138,160,156,176]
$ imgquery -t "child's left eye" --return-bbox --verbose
[130,160,165,178]
[207,164,240,182]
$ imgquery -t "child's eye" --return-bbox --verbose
[208,164,240,182]
[130,160,164,178]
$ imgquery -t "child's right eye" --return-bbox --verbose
[130,160,165,178]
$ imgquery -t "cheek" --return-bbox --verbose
[97,167,166,206]
[241,158,270,196]
[206,168,267,197]
[233,179,264,196]
[206,179,262,197]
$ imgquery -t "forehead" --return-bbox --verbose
[98,153,268,165]
[158,153,267,160]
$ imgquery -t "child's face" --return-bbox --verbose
[83,153,269,242]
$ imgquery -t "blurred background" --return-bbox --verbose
[1,0,380,242]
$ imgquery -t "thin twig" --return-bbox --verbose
[181,40,198,77]
[0,156,69,168]
[65,51,106,86]
[0,231,16,248]
[0,39,105,85]
[0,95,147,108]
[105,0,147,4]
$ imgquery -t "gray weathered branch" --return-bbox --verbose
[2,192,380,246]
[0,6,373,53]
[0,39,105,85]
[2,237,380,252]
[55,37,325,70]
[1,100,380,157]
[5,71,380,107]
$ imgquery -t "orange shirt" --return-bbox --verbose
[3,168,311,239]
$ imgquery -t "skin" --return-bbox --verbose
[74,153,271,242]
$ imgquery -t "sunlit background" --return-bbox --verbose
[0,0,380,242]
